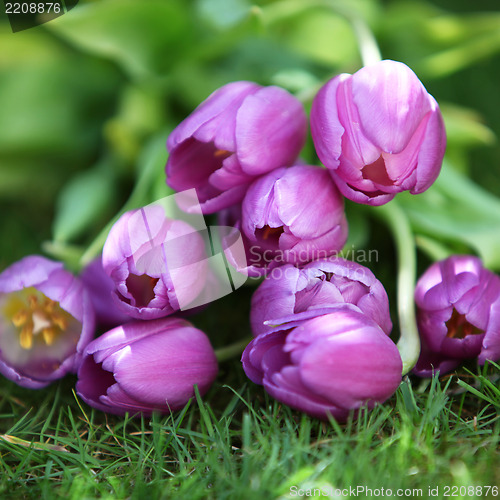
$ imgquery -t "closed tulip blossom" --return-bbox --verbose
[413,255,500,377]
[250,258,392,336]
[0,256,95,388]
[311,60,446,206]
[166,81,308,213]
[241,165,348,276]
[103,204,208,320]
[76,317,218,416]
[242,306,402,421]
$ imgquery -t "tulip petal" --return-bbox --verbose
[275,166,344,239]
[0,256,63,294]
[352,60,432,154]
[250,265,301,336]
[300,327,402,409]
[264,366,351,421]
[109,327,217,407]
[411,98,446,194]
[167,81,259,150]
[166,138,230,195]
[237,86,307,174]
[310,74,347,170]
[479,294,500,364]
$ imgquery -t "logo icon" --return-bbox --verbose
[130,189,249,311]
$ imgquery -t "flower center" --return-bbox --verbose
[3,288,72,350]
[445,309,483,339]
[126,274,159,308]
[259,225,284,241]
[361,156,393,186]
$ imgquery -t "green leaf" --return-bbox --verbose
[441,103,496,148]
[104,84,168,164]
[275,9,359,67]
[418,28,500,79]
[0,434,69,453]
[46,0,190,80]
[196,0,251,29]
[52,161,118,243]
[398,162,500,271]
[0,28,120,161]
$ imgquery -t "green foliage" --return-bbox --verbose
[52,160,118,244]
[46,0,191,80]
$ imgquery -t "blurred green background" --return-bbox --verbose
[1,0,500,271]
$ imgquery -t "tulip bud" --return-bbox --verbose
[413,255,500,377]
[102,204,208,320]
[166,81,308,214]
[311,60,446,206]
[250,258,392,336]
[0,256,95,388]
[241,165,348,275]
[76,317,218,416]
[242,306,402,421]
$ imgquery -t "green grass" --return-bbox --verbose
[1,361,498,499]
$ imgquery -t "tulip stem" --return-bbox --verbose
[350,14,382,67]
[79,135,168,269]
[373,201,420,375]
[260,0,382,68]
[214,336,254,363]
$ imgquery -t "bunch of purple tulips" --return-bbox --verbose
[1,60,499,421]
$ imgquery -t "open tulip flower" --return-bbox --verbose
[250,258,392,337]
[103,204,209,320]
[240,165,348,276]
[0,256,95,388]
[242,305,402,421]
[413,255,500,377]
[311,60,446,206]
[76,317,218,416]
[166,81,307,214]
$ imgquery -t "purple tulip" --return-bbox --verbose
[242,306,402,421]
[311,60,446,206]
[240,165,348,276]
[413,255,500,377]
[250,258,392,336]
[166,81,308,214]
[80,256,132,329]
[0,255,95,388]
[102,204,208,320]
[76,317,218,416]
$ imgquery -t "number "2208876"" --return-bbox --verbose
[5,2,61,14]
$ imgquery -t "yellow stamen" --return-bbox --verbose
[3,288,78,350]
[214,149,231,159]
[12,310,28,327]
[42,328,56,346]
[20,325,33,349]
[44,298,55,313]
[51,313,67,331]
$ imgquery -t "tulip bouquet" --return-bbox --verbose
[1,4,499,430]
